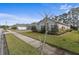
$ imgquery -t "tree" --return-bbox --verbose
[0,25,9,30]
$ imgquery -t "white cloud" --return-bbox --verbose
[0,13,40,25]
[0,13,15,17]
[60,4,72,10]
[0,13,27,20]
[60,4,72,13]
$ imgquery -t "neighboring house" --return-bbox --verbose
[35,16,70,33]
[16,24,30,30]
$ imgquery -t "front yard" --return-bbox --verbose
[16,30,79,54]
[5,33,40,55]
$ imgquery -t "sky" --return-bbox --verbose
[0,3,79,25]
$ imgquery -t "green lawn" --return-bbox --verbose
[5,33,40,55]
[16,30,79,54]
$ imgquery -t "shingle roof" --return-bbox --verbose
[37,17,55,25]
[37,17,70,27]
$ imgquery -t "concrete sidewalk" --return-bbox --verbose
[8,30,69,55]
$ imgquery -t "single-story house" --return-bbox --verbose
[16,24,30,30]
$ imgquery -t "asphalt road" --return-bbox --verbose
[0,29,8,55]
[0,29,4,54]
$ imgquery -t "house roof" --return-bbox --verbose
[37,17,55,25]
[37,17,70,27]
[55,21,70,27]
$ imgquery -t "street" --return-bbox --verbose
[0,29,4,54]
[0,29,8,55]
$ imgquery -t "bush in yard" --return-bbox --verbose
[70,25,78,30]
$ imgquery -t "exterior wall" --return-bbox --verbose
[36,21,46,32]
[57,23,70,30]
[48,23,55,31]
[17,27,27,30]
[36,20,55,32]
[36,24,44,32]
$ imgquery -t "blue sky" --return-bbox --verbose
[0,3,79,25]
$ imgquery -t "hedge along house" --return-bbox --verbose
[16,24,30,30]
[35,16,70,34]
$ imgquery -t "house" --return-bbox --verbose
[16,24,30,30]
[35,16,70,33]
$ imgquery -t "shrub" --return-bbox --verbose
[70,25,78,30]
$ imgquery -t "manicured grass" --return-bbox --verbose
[5,33,40,55]
[16,30,79,54]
